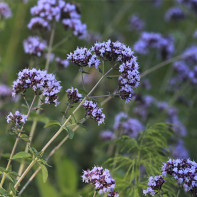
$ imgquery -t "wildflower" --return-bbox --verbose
[83,100,105,126]
[67,47,100,68]
[56,57,69,69]
[82,166,119,196]
[23,36,47,57]
[100,130,114,141]
[12,68,62,106]
[0,84,12,100]
[162,158,197,195]
[129,14,145,31]
[27,17,51,31]
[189,66,197,84]
[7,111,27,126]
[0,2,12,19]
[171,140,189,158]
[66,87,82,103]
[165,7,186,21]
[143,175,165,196]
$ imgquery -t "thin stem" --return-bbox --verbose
[14,65,116,190]
[19,87,115,194]
[17,26,55,180]
[93,191,97,197]
[52,35,71,50]
[45,25,55,70]
[0,95,36,187]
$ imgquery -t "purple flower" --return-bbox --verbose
[129,14,145,31]
[23,36,47,57]
[67,47,100,68]
[162,158,197,194]
[0,2,12,19]
[27,17,51,31]
[171,139,189,158]
[177,0,197,13]
[66,87,82,103]
[182,45,197,64]
[143,175,165,196]
[7,111,27,126]
[165,7,186,21]
[100,130,114,141]
[194,30,197,38]
[30,0,65,22]
[61,2,80,19]
[118,59,140,102]
[82,166,119,196]
[189,66,197,84]
[12,68,62,106]
[56,57,69,69]
[0,84,12,99]
[83,100,105,126]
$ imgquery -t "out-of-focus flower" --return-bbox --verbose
[129,14,145,31]
[56,57,69,69]
[28,17,51,31]
[100,130,114,141]
[165,7,186,21]
[23,36,47,57]
[0,2,12,19]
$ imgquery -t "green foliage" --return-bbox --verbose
[11,152,31,160]
[44,120,61,128]
[63,126,75,139]
[105,123,177,196]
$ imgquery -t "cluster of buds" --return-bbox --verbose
[83,100,105,126]
[82,166,119,196]
[0,2,12,19]
[12,68,62,106]
[66,87,82,104]
[7,111,27,126]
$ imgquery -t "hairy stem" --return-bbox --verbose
[0,95,36,187]
[14,65,116,190]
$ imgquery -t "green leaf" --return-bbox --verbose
[9,183,16,195]
[63,127,74,139]
[40,164,48,183]
[44,120,61,128]
[0,187,9,196]
[11,152,31,160]
[20,134,30,142]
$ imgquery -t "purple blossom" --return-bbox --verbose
[0,2,12,19]
[62,18,87,39]
[23,36,47,57]
[162,158,197,195]
[134,32,174,59]
[173,61,190,81]
[165,7,186,21]
[0,84,12,99]
[30,0,65,22]
[56,57,69,69]
[82,166,119,196]
[67,47,100,68]
[61,2,80,19]
[194,30,197,38]
[177,0,197,13]
[143,175,165,196]
[171,140,189,159]
[129,14,145,32]
[7,111,27,126]
[12,68,62,106]
[189,66,197,84]
[100,130,114,141]
[183,45,197,64]
[113,112,128,130]
[27,17,51,31]
[83,100,105,126]
[66,87,82,103]
[118,59,140,102]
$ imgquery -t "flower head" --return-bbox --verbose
[0,2,12,19]
[66,87,82,103]
[7,111,27,126]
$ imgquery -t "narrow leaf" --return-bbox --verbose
[44,120,60,128]
[40,164,48,183]
[11,152,31,160]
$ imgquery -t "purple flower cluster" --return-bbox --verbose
[134,32,174,59]
[165,7,186,21]
[55,57,69,69]
[67,47,100,68]
[194,30,197,38]
[162,158,197,194]
[28,17,51,31]
[7,111,27,126]
[23,36,47,57]
[29,0,87,38]
[143,175,165,196]
[67,40,140,102]
[0,84,12,100]
[0,2,12,19]
[100,130,114,141]
[82,166,119,196]
[177,0,197,13]
[12,68,62,106]
[129,14,145,32]
[66,87,82,103]
[118,59,140,103]
[83,100,105,126]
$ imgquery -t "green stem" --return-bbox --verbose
[93,191,97,197]
[0,95,36,187]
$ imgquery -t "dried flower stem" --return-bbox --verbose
[93,191,97,197]
[0,95,36,187]
[14,65,117,190]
